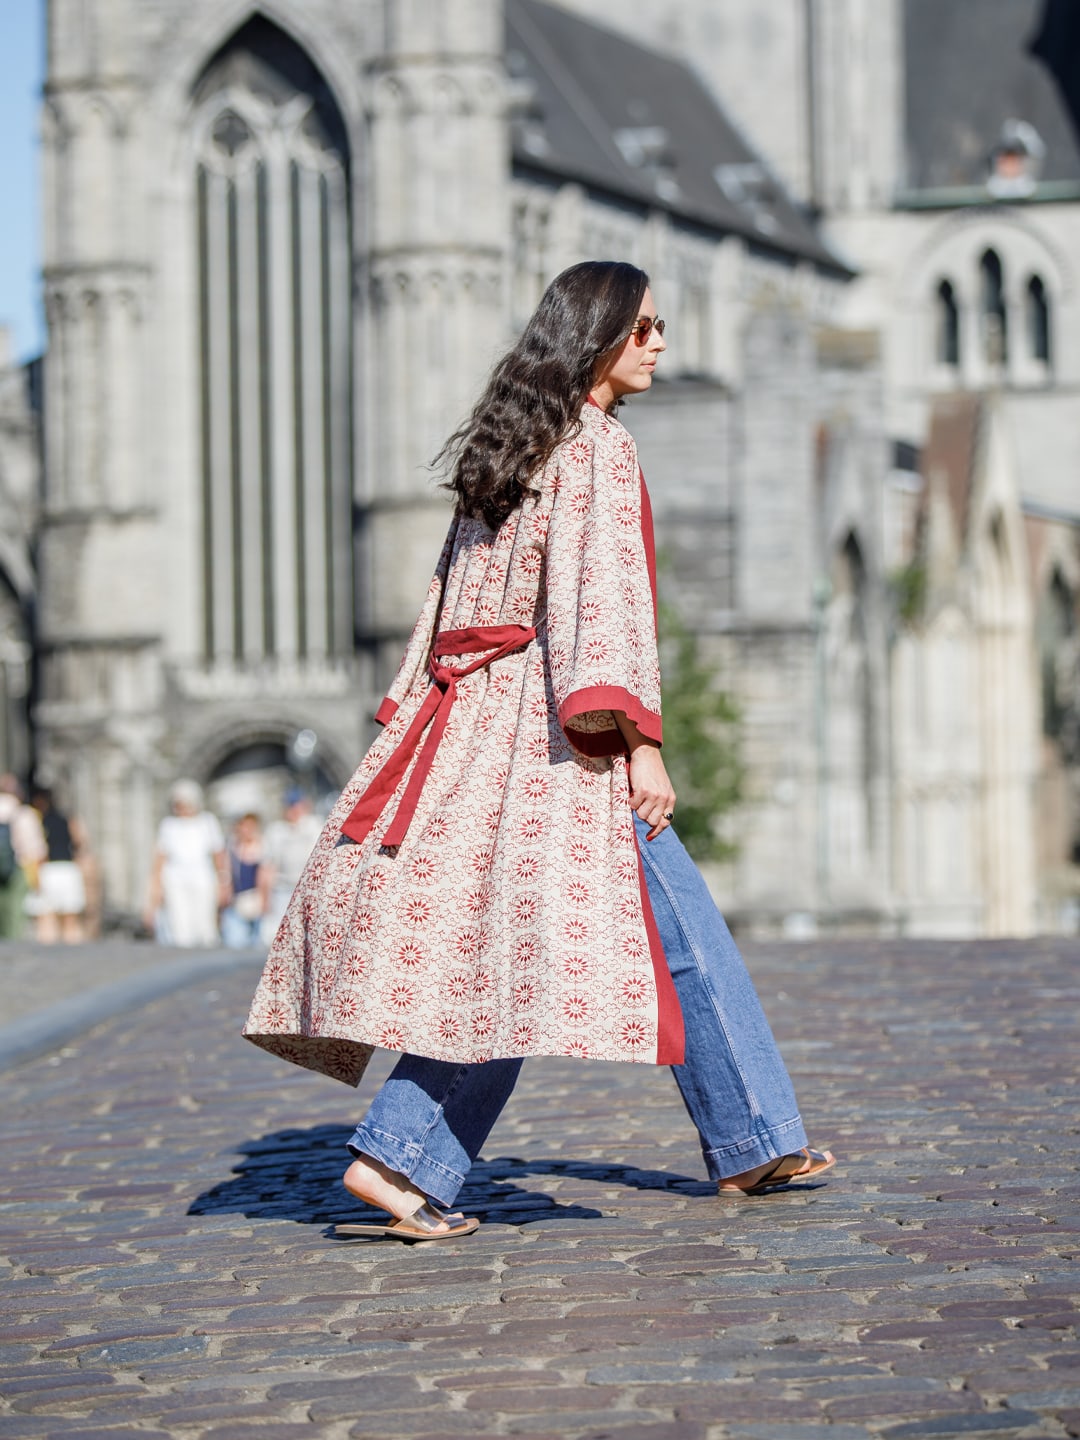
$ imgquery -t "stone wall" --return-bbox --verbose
[0,334,38,783]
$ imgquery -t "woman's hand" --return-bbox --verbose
[627,742,676,840]
[612,712,676,841]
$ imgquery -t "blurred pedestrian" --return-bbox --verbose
[27,786,87,944]
[145,779,228,947]
[220,812,272,949]
[261,787,320,942]
[0,774,47,940]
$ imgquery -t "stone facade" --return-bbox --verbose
[6,0,1076,935]
[34,0,511,918]
[553,0,1080,935]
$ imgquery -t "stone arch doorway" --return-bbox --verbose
[181,718,352,828]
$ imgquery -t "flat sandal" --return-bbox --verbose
[717,1146,836,1196]
[334,1202,480,1242]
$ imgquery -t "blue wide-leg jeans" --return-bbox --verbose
[348,816,808,1208]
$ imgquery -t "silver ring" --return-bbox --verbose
[663,811,674,821]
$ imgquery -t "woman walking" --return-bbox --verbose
[244,261,834,1240]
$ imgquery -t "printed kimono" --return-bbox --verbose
[244,400,685,1085]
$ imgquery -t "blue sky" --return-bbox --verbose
[0,3,44,364]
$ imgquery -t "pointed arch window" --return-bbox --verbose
[1036,570,1075,741]
[935,279,960,368]
[979,249,1008,367]
[1026,274,1052,366]
[832,531,868,606]
[193,18,353,666]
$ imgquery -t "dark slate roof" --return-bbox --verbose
[504,0,847,272]
[904,0,1080,190]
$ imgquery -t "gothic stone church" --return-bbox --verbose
[1,0,1077,936]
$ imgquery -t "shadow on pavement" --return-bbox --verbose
[187,1124,713,1229]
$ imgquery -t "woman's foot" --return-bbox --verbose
[717,1146,836,1195]
[341,1155,475,1239]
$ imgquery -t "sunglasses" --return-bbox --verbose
[630,315,666,345]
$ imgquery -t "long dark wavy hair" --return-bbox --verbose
[438,260,649,530]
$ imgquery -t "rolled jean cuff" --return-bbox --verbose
[702,1114,808,1180]
[347,1124,466,1210]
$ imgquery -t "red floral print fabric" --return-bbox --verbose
[243,402,682,1085]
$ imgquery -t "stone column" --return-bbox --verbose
[357,0,509,691]
[809,0,903,213]
[37,0,163,917]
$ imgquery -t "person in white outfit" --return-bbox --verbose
[145,779,228,947]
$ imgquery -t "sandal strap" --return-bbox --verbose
[752,1149,813,1186]
[404,1202,450,1233]
[768,1151,810,1181]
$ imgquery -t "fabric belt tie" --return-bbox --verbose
[340,624,537,850]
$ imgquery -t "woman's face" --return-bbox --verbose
[591,287,666,408]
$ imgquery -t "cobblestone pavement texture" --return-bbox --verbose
[1,937,1078,1440]
[0,942,252,1029]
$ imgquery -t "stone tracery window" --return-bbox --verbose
[192,18,353,666]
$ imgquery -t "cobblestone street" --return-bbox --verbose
[1,938,1078,1439]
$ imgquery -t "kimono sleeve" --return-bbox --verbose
[373,521,456,726]
[544,421,663,758]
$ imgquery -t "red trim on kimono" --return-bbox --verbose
[636,844,686,1065]
[557,409,664,757]
[558,685,663,758]
[374,697,399,726]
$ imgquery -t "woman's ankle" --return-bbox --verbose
[343,1154,427,1220]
